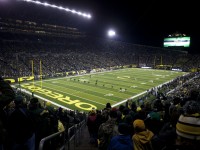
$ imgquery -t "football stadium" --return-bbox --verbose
[0,1,200,150]
[17,68,187,111]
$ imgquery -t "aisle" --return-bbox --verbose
[74,126,98,150]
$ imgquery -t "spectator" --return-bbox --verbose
[152,107,180,150]
[175,100,200,150]
[101,103,112,123]
[28,97,50,150]
[87,108,98,145]
[0,77,15,150]
[132,119,154,150]
[0,76,15,109]
[108,122,133,150]
[98,108,119,150]
[7,95,35,150]
[145,110,164,135]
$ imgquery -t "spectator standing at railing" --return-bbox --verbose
[29,99,65,150]
[7,95,35,150]
[28,97,49,150]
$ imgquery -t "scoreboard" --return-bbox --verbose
[163,36,190,47]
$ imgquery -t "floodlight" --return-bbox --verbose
[71,9,76,13]
[65,8,70,12]
[51,4,56,8]
[77,12,82,15]
[87,14,91,18]
[35,1,41,4]
[44,2,49,6]
[108,30,116,37]
[19,0,92,19]
[58,6,64,10]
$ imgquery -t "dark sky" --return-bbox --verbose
[0,0,199,53]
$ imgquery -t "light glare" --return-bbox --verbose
[20,0,92,19]
[108,30,116,37]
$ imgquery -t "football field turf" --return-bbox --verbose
[17,68,187,112]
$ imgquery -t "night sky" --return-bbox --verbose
[0,0,199,53]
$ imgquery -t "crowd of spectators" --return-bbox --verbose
[86,71,200,150]
[0,77,86,150]
[1,18,200,79]
[1,32,199,78]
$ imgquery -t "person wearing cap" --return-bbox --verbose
[145,110,164,135]
[175,100,200,150]
[132,119,154,150]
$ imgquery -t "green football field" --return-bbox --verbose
[17,68,187,112]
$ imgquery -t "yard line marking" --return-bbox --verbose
[46,81,119,101]
[56,80,126,99]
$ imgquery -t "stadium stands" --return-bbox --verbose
[1,17,199,80]
[1,17,200,150]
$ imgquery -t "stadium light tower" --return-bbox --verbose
[19,0,92,19]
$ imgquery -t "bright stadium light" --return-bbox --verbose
[108,29,116,37]
[20,0,92,19]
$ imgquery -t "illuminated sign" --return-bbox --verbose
[163,37,190,47]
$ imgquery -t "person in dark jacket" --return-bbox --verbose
[87,109,98,145]
[7,95,35,150]
[108,122,133,150]
[98,108,119,150]
[0,77,15,150]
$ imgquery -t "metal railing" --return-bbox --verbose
[38,131,65,150]
[66,120,86,150]
[38,120,86,150]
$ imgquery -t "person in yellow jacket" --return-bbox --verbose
[58,119,65,132]
[132,119,154,150]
